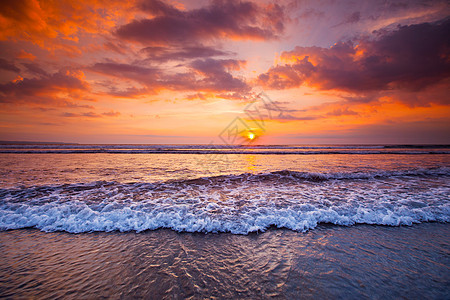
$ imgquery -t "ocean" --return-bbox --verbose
[0,144,449,298]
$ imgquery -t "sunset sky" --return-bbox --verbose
[0,0,449,144]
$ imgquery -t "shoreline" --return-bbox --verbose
[1,221,449,235]
[1,223,448,299]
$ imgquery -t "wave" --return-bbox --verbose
[0,149,449,154]
[1,199,448,234]
[0,143,449,154]
[247,167,450,181]
[1,168,448,234]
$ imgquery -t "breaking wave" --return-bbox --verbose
[1,168,449,234]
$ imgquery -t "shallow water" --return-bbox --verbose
[0,144,449,297]
[0,148,448,233]
[0,224,448,299]
[0,149,449,187]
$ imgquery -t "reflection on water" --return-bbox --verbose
[244,154,258,173]
[0,153,448,188]
[0,148,449,297]
[0,224,448,298]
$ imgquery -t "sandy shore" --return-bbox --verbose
[1,223,449,299]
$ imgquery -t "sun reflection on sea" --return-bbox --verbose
[244,154,258,173]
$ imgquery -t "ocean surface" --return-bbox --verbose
[0,144,449,298]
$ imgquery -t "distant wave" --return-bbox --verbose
[0,144,449,150]
[0,149,449,155]
[1,167,448,234]
[0,144,448,154]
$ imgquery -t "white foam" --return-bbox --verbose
[1,199,448,234]
[1,170,448,234]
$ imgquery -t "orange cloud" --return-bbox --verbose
[16,50,36,61]
[259,18,450,95]
[0,0,54,42]
[0,0,135,48]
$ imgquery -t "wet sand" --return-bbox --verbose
[1,223,449,299]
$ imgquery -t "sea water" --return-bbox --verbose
[0,144,449,298]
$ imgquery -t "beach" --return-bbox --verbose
[1,224,448,299]
[0,144,449,298]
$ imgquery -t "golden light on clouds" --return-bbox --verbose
[0,0,448,144]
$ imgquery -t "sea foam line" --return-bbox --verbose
[0,198,448,234]
[0,167,448,234]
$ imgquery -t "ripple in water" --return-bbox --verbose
[0,224,449,298]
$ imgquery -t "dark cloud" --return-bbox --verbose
[0,58,20,72]
[257,60,312,90]
[345,11,361,24]
[103,41,128,55]
[116,0,285,44]
[22,63,48,76]
[91,62,160,87]
[188,58,250,92]
[0,69,89,102]
[258,18,450,93]
[332,11,361,27]
[138,0,182,16]
[92,62,159,78]
[91,62,164,94]
[91,58,250,95]
[141,46,231,62]
[191,58,245,73]
[385,0,444,12]
[106,87,151,98]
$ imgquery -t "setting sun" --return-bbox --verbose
[247,132,256,141]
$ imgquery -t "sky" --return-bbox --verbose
[0,0,449,144]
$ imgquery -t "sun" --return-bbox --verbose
[247,131,256,141]
[243,128,261,142]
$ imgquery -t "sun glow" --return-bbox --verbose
[243,128,263,143]
[247,132,256,140]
